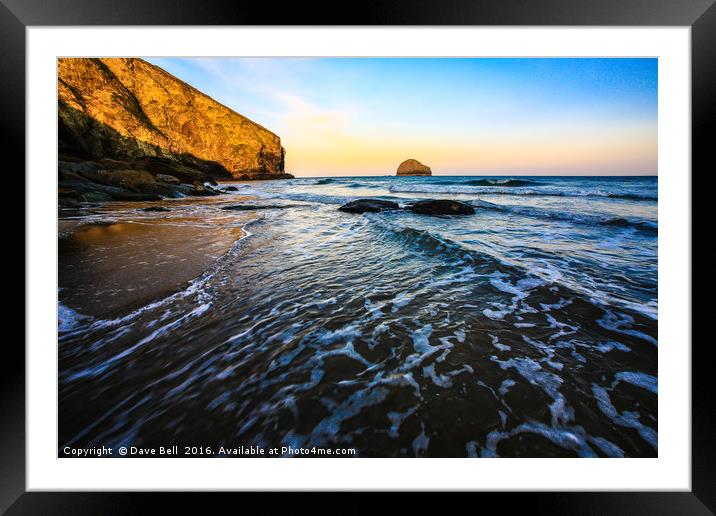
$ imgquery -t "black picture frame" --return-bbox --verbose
[4,0,711,512]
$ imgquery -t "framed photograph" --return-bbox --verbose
[6,0,712,512]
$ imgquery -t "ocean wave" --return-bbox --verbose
[278,192,354,204]
[364,213,657,320]
[388,183,656,200]
[472,200,657,233]
[465,178,539,187]
[364,216,567,311]
[302,178,383,189]
[239,188,352,205]
[602,218,658,231]
[345,182,379,188]
[364,213,488,266]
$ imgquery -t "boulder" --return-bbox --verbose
[136,182,176,197]
[168,184,196,197]
[60,177,164,202]
[106,191,163,201]
[191,182,220,196]
[58,168,86,182]
[409,199,475,215]
[129,157,212,184]
[166,190,188,199]
[338,199,401,214]
[396,159,432,176]
[78,192,113,203]
[76,168,156,190]
[155,173,181,184]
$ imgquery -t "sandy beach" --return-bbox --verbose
[59,197,254,318]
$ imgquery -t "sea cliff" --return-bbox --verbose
[58,58,292,204]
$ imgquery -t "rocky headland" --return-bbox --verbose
[58,58,293,205]
[396,159,432,176]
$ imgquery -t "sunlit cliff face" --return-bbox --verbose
[58,58,286,178]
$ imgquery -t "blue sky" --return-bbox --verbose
[146,57,657,176]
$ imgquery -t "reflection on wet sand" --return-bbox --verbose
[59,199,254,317]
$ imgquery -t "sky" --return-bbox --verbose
[146,57,657,177]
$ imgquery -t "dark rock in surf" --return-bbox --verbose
[468,178,537,187]
[338,199,400,214]
[409,199,475,216]
[224,186,239,192]
[141,206,171,212]
[191,182,221,196]
[221,204,300,211]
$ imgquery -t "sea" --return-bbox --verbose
[58,175,658,457]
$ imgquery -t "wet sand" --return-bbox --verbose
[58,199,254,318]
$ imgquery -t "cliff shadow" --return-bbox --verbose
[58,102,234,181]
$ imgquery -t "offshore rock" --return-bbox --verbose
[396,159,432,176]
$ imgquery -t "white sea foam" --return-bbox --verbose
[479,422,609,458]
[371,322,389,340]
[490,335,511,352]
[498,379,516,395]
[472,199,658,231]
[591,383,657,449]
[310,386,389,444]
[597,310,658,346]
[412,427,430,455]
[387,407,417,438]
[58,302,92,333]
[390,291,415,312]
[65,301,212,382]
[364,298,385,319]
[483,307,511,320]
[615,371,657,394]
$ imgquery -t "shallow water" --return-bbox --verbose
[58,175,657,457]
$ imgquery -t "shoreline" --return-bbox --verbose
[58,196,258,319]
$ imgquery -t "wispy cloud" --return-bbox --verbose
[145,57,657,176]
